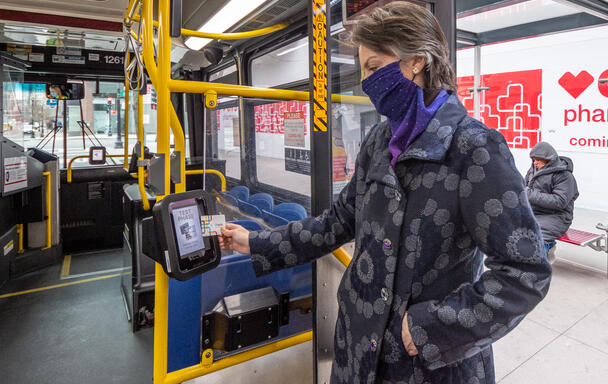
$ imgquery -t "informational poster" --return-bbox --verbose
[284,112,306,147]
[232,118,240,144]
[52,55,85,65]
[3,240,14,256]
[171,205,205,258]
[3,156,27,193]
[28,53,45,63]
[332,141,354,195]
[285,148,311,175]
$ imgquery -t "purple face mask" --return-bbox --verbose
[362,61,448,166]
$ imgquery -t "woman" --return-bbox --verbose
[221,3,551,383]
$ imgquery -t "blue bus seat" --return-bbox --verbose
[229,186,250,202]
[219,192,238,206]
[262,209,290,227]
[249,193,274,212]
[273,202,307,222]
[238,200,263,218]
[230,220,263,231]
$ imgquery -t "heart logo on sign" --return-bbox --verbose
[598,69,608,98]
[558,71,594,99]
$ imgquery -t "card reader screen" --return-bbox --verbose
[171,204,206,258]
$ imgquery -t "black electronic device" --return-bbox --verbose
[141,190,221,281]
[89,146,107,165]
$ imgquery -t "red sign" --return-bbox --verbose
[457,69,542,150]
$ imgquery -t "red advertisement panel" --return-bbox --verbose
[254,101,308,134]
[457,69,542,149]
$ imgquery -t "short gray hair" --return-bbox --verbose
[351,2,457,92]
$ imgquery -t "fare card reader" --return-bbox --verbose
[142,190,221,281]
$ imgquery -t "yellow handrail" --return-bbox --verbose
[332,247,352,268]
[66,154,127,183]
[42,172,51,250]
[124,0,140,25]
[185,169,227,193]
[168,79,371,105]
[154,1,172,382]
[164,331,313,384]
[130,14,290,40]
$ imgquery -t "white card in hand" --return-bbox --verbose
[201,215,226,236]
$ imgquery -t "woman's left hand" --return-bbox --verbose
[402,312,419,356]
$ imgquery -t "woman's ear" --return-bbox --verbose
[411,56,427,75]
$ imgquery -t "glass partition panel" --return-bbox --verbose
[215,97,240,180]
[254,100,311,197]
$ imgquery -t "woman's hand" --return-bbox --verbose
[219,223,251,254]
[402,312,419,356]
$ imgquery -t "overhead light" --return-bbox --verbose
[185,0,267,51]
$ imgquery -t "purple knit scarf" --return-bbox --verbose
[362,61,448,166]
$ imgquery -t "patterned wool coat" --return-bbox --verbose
[248,93,552,384]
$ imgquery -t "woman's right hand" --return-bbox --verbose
[219,223,251,254]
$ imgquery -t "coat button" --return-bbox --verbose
[383,239,392,249]
[381,288,389,302]
[370,339,378,352]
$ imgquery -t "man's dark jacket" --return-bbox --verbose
[525,142,579,242]
[248,94,552,383]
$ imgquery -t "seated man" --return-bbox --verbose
[525,142,579,263]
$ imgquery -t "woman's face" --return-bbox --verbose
[358,45,425,88]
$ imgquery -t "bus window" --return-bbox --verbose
[209,65,241,181]
[215,99,241,180]
[253,100,311,197]
[251,36,309,88]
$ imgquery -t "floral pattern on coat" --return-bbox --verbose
[248,93,552,384]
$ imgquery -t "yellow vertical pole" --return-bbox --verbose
[16,224,24,253]
[124,54,131,169]
[154,0,171,382]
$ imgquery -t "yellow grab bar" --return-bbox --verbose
[66,154,127,183]
[131,14,289,40]
[16,223,24,253]
[333,247,352,268]
[164,331,312,384]
[185,169,227,192]
[42,172,51,250]
[168,79,371,105]
[124,0,140,25]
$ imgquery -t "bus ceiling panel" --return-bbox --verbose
[553,0,608,20]
[0,0,126,24]
[457,0,531,18]
[457,0,584,34]
[473,12,607,45]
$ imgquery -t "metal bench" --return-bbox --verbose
[557,223,608,278]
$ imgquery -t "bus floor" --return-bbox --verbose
[1,249,607,383]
